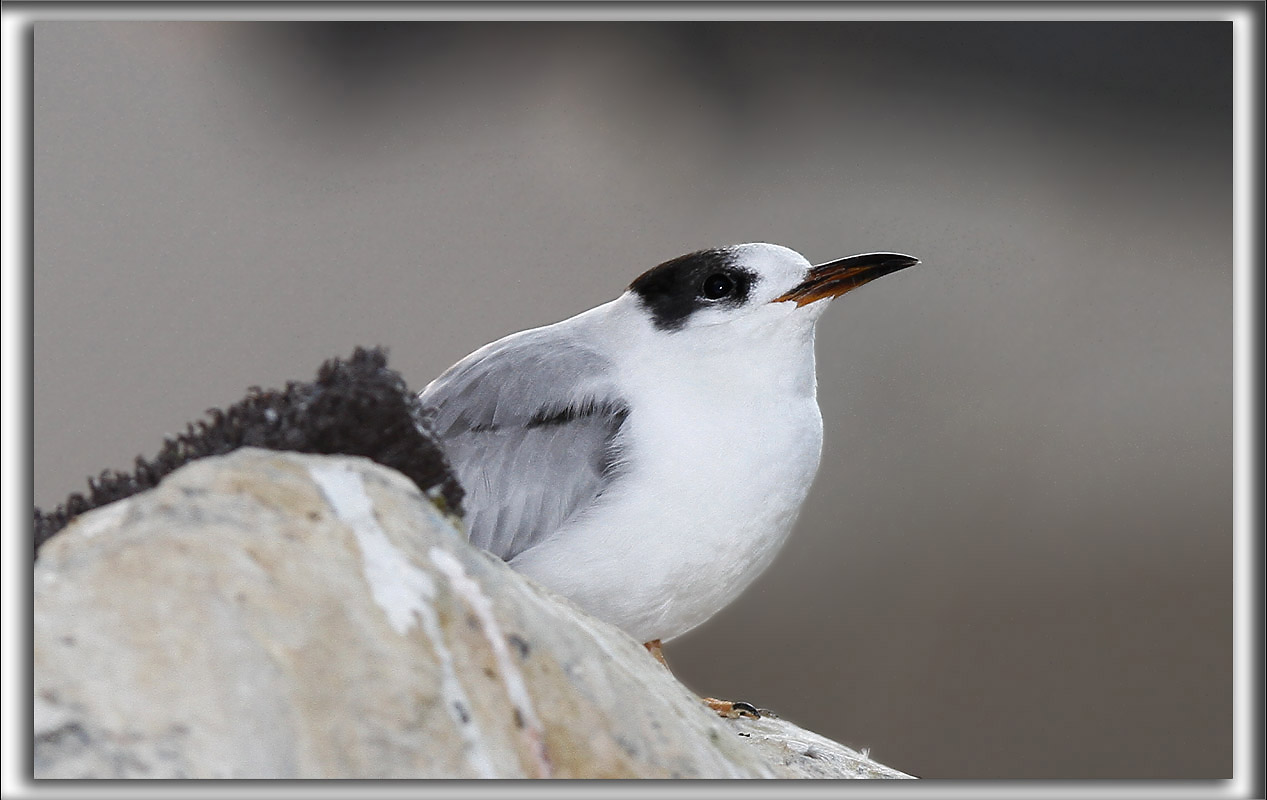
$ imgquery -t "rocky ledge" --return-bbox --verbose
[33,448,912,779]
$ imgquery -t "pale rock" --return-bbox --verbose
[33,448,912,779]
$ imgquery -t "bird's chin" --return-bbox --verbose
[779,295,834,325]
[801,296,835,316]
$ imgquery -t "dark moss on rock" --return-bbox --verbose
[33,347,464,558]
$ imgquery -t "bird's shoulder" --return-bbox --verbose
[419,307,628,437]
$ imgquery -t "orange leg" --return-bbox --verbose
[643,640,763,719]
[643,639,669,668]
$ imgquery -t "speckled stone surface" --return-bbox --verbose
[33,448,913,779]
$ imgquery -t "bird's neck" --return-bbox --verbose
[638,322,818,405]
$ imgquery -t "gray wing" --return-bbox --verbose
[419,327,629,561]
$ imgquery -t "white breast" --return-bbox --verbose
[509,299,825,642]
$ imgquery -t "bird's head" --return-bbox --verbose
[626,243,919,336]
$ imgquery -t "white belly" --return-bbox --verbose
[510,380,824,643]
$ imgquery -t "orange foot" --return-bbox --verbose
[642,640,766,720]
[702,697,762,719]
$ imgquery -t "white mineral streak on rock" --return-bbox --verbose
[430,546,552,778]
[409,573,498,779]
[309,463,431,637]
[310,462,496,778]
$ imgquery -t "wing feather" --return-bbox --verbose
[420,327,629,561]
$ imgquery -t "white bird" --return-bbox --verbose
[420,243,917,715]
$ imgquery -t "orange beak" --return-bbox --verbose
[774,252,920,307]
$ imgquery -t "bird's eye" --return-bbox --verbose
[701,272,735,300]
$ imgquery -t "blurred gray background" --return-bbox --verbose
[33,21,1231,778]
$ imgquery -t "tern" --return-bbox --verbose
[420,243,918,716]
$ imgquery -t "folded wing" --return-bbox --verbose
[419,328,630,560]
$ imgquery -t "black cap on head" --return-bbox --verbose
[629,249,755,332]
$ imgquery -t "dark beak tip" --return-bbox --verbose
[811,252,921,272]
[777,250,920,306]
